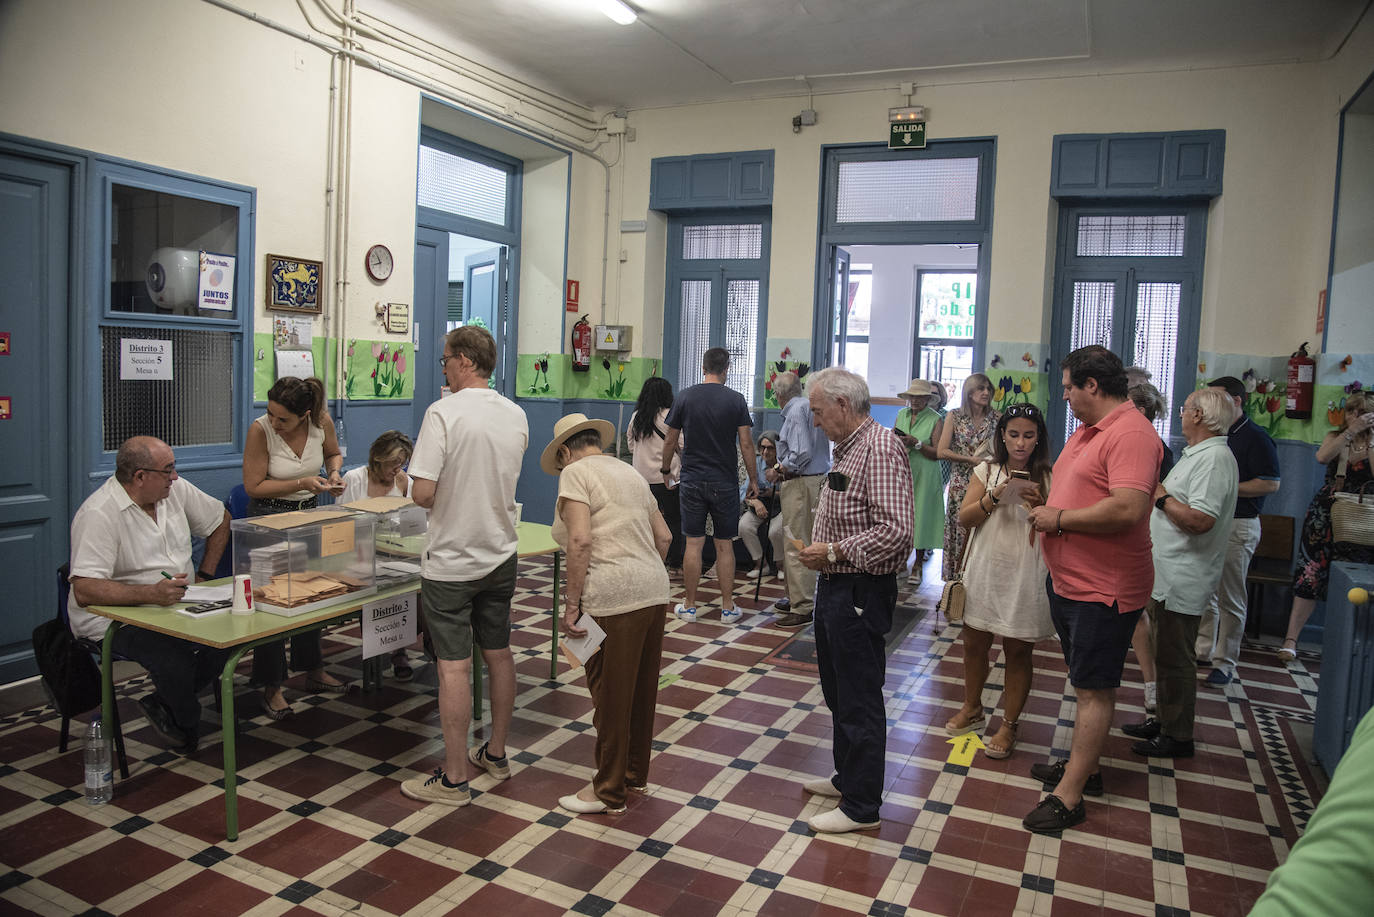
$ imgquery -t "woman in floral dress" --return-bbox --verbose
[937,374,1000,582]
[1278,390,1374,662]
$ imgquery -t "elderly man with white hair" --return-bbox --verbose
[796,367,913,833]
[1122,387,1238,758]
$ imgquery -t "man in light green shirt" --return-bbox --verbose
[1122,388,1238,758]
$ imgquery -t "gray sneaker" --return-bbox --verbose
[468,741,511,780]
[401,768,471,806]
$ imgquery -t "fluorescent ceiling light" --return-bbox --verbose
[597,0,637,25]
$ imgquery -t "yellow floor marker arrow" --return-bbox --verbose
[658,672,681,689]
[946,732,986,766]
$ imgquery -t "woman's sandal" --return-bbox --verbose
[984,721,1019,760]
[945,708,986,736]
[261,689,292,721]
[304,672,348,693]
[1277,640,1298,664]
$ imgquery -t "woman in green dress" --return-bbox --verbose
[893,379,946,586]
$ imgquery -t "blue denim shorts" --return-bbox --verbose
[679,480,741,539]
[1047,575,1143,690]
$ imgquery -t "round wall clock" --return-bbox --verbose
[365,244,394,281]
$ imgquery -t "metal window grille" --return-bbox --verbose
[101,325,235,451]
[724,280,760,400]
[1064,281,1116,441]
[1133,282,1182,438]
[678,280,711,394]
[682,224,762,260]
[1076,215,1185,257]
[836,158,979,222]
[417,145,508,225]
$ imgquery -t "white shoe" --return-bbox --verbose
[802,775,842,798]
[720,606,742,624]
[673,603,696,623]
[558,793,625,815]
[808,806,879,833]
[1143,682,1158,713]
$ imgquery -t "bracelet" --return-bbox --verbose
[196,569,215,579]
[988,491,1000,505]
[1055,509,1065,536]
[982,497,993,517]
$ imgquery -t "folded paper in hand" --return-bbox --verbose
[559,614,607,669]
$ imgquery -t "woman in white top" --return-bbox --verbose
[339,430,417,680]
[628,377,684,571]
[242,376,348,717]
[545,413,672,815]
[339,430,413,503]
[946,403,1053,760]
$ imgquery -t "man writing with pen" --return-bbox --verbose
[67,436,231,755]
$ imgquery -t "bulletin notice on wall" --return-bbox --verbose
[119,339,173,380]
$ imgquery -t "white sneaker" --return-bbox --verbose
[808,806,879,833]
[673,603,697,623]
[803,775,842,798]
[720,606,742,624]
[1143,682,1158,713]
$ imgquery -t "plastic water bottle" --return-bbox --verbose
[84,716,113,805]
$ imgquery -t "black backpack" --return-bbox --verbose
[32,575,102,717]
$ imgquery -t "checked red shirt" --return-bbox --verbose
[812,417,914,575]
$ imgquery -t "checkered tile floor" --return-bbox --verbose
[0,556,1325,916]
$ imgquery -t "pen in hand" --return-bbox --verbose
[161,571,188,588]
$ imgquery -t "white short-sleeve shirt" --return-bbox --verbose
[338,465,410,504]
[409,387,528,581]
[67,476,227,639]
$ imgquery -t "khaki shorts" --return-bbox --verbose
[420,553,517,661]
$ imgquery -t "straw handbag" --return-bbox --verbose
[1331,482,1374,547]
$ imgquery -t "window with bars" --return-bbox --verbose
[682,225,762,259]
[836,158,979,222]
[1076,215,1185,257]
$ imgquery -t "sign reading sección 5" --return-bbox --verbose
[119,338,173,381]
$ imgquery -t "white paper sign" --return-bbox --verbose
[119,339,173,380]
[197,251,235,312]
[275,349,315,380]
[362,592,417,659]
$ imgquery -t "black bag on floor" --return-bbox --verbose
[32,614,101,716]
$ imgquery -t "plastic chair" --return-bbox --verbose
[213,484,251,578]
[56,564,130,778]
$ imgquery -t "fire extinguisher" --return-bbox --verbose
[1285,341,1315,420]
[571,314,592,372]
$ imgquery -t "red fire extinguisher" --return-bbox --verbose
[1285,342,1315,420]
[571,314,592,372]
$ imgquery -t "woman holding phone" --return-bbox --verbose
[242,375,349,717]
[945,403,1053,759]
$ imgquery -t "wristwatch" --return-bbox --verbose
[1155,495,1169,512]
[826,542,837,564]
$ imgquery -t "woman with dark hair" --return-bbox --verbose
[937,373,1000,582]
[242,375,348,717]
[628,377,684,571]
[946,403,1053,759]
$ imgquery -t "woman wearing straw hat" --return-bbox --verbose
[893,379,946,586]
[543,413,673,815]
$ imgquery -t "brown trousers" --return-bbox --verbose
[584,604,667,807]
[1147,598,1201,742]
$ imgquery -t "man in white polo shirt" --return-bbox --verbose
[402,325,529,806]
[67,436,231,755]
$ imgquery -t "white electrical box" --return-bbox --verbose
[594,325,633,352]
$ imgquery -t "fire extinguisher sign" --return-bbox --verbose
[566,279,580,313]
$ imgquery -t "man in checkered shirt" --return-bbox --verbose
[797,367,914,834]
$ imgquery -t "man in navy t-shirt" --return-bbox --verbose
[662,348,757,624]
[1195,376,1281,685]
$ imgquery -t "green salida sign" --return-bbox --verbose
[889,121,927,150]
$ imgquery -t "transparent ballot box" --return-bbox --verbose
[230,507,377,616]
[338,495,427,585]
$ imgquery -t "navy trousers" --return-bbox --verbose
[813,570,897,823]
[111,625,230,735]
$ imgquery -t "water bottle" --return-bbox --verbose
[84,716,113,805]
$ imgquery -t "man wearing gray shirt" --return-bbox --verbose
[766,371,831,628]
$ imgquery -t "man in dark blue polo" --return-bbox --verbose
[1194,376,1280,686]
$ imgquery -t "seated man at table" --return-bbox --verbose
[67,436,232,755]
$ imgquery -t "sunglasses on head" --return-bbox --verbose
[1004,404,1042,419]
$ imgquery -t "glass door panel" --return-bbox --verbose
[1132,281,1182,438]
[678,279,712,393]
[724,279,760,399]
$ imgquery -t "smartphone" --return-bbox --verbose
[175,600,230,618]
[1010,469,1030,479]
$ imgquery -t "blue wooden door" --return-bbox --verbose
[413,227,448,435]
[0,153,71,681]
[463,247,507,389]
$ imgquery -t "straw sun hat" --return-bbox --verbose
[901,378,934,398]
[539,413,616,475]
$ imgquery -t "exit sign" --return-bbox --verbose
[889,121,926,150]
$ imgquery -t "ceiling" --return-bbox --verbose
[375,0,1371,111]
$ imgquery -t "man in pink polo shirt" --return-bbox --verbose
[1021,345,1161,834]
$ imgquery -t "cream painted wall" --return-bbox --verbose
[615,62,1344,359]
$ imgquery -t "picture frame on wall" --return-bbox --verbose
[265,254,323,314]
